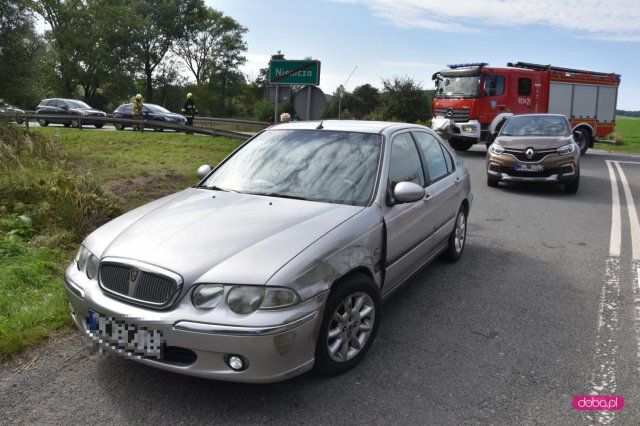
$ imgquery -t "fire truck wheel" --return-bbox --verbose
[449,137,474,152]
[573,127,591,156]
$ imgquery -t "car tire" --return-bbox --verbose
[70,120,80,128]
[449,137,474,152]
[441,204,467,262]
[114,123,125,131]
[63,122,71,128]
[37,119,48,127]
[94,123,104,129]
[487,175,500,187]
[314,274,380,376]
[564,174,580,194]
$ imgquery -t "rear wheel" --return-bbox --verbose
[449,137,474,152]
[573,127,591,156]
[94,123,104,129]
[314,274,380,376]
[114,123,125,131]
[442,205,468,262]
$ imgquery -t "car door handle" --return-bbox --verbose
[423,193,433,202]
[454,176,461,185]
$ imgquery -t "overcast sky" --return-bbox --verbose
[210,0,640,110]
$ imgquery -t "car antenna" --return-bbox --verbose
[316,121,324,129]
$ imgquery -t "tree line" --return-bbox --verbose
[1,0,433,122]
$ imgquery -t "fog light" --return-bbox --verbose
[227,354,247,371]
[462,125,476,133]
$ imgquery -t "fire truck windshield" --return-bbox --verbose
[435,76,480,99]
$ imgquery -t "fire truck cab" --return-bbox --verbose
[431,62,620,155]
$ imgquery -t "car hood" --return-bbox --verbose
[494,135,574,150]
[84,188,363,286]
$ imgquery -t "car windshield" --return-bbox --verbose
[435,76,480,99]
[67,100,91,109]
[145,104,171,113]
[200,129,382,206]
[500,116,571,137]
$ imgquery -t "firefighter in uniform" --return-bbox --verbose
[132,94,144,131]
[181,92,198,126]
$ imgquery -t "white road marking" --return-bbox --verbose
[613,162,640,261]
[587,257,620,425]
[606,161,621,257]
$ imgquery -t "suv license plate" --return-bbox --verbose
[515,163,544,172]
[87,310,163,358]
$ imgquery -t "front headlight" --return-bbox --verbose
[75,245,99,279]
[490,142,505,155]
[227,286,265,314]
[557,143,576,155]
[226,286,301,314]
[192,284,224,310]
[75,246,91,271]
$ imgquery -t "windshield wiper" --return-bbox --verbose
[201,185,237,193]
[247,192,309,201]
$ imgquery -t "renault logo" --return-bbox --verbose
[525,148,535,160]
[446,107,454,118]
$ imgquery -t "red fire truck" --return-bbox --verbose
[431,62,621,155]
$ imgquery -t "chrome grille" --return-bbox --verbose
[503,148,557,162]
[99,262,181,307]
[434,108,471,123]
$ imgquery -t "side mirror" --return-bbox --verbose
[196,164,212,179]
[393,181,425,203]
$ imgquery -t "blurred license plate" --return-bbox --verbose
[516,163,544,172]
[87,310,162,358]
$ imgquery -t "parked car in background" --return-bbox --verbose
[486,114,580,193]
[64,120,472,382]
[112,103,186,131]
[35,98,107,128]
[0,99,25,124]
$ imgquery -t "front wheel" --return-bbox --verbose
[564,172,580,194]
[94,123,104,129]
[70,120,80,128]
[441,205,467,262]
[38,119,49,127]
[114,123,125,131]
[487,175,499,187]
[449,137,474,152]
[314,274,380,376]
[573,128,591,156]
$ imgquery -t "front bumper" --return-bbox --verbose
[432,116,481,140]
[64,264,326,383]
[486,153,578,183]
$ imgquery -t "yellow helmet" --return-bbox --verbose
[187,93,192,99]
[135,94,142,100]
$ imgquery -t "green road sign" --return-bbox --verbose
[269,60,321,85]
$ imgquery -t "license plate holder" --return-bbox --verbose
[515,163,544,172]
[87,310,163,358]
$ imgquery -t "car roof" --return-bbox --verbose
[269,120,428,134]
[508,113,568,120]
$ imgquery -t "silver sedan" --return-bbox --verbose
[64,120,473,382]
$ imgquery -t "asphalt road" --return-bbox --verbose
[2,146,640,425]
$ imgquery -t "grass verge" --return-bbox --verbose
[594,116,640,154]
[1,123,243,358]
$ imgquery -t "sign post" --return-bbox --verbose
[268,60,321,123]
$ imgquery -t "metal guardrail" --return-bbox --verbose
[2,112,256,140]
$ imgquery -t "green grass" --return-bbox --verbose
[30,127,244,210]
[1,124,243,358]
[594,116,640,154]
